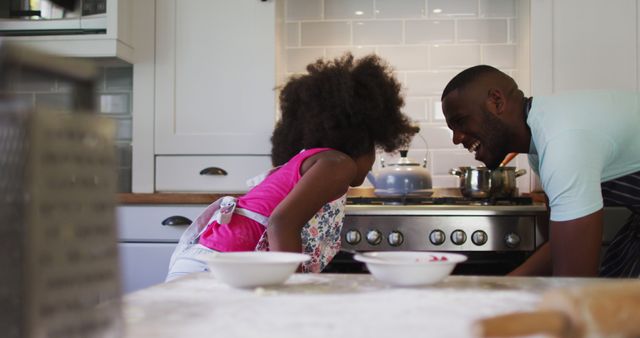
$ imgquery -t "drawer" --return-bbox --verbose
[117,205,207,242]
[156,155,272,192]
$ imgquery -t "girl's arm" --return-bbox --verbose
[266,151,357,252]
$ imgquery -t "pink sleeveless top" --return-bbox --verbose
[198,148,331,251]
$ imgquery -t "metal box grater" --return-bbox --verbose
[0,44,122,338]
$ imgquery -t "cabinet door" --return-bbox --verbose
[155,0,276,155]
[531,0,637,94]
[119,242,177,293]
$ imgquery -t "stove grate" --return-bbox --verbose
[346,196,533,206]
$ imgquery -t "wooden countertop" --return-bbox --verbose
[117,187,379,204]
[118,189,548,205]
[120,273,597,338]
[117,193,242,204]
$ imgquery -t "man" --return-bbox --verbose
[441,65,640,277]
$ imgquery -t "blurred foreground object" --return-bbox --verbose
[0,42,122,338]
[474,281,640,338]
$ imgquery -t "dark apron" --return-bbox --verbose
[599,171,640,277]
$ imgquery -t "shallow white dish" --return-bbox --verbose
[354,251,467,287]
[201,251,310,288]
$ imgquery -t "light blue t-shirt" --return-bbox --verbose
[527,90,640,221]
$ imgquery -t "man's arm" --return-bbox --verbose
[549,209,603,276]
[508,241,552,276]
[509,209,603,277]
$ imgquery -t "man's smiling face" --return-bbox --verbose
[442,89,510,170]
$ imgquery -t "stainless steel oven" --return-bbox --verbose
[324,196,549,275]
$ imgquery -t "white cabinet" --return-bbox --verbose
[530,0,639,95]
[154,0,277,155]
[155,155,272,193]
[119,242,176,293]
[117,205,206,293]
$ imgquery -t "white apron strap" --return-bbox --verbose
[206,196,269,228]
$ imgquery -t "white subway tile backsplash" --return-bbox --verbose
[432,100,444,121]
[405,71,458,96]
[286,48,325,73]
[116,143,132,167]
[375,0,425,19]
[6,72,56,92]
[325,0,373,19]
[430,44,480,69]
[35,93,73,111]
[117,167,132,192]
[508,18,516,43]
[431,150,484,175]
[428,0,478,17]
[325,46,376,59]
[480,0,516,17]
[115,118,132,141]
[482,45,516,68]
[4,65,134,192]
[404,97,428,121]
[405,20,455,44]
[282,0,520,188]
[353,21,403,45]
[287,22,300,47]
[458,19,508,43]
[431,175,459,188]
[301,21,351,46]
[286,0,323,20]
[100,93,130,114]
[377,46,428,71]
[105,67,133,90]
[412,124,456,149]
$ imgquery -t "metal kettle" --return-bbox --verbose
[366,150,433,197]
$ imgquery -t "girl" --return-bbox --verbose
[166,53,419,281]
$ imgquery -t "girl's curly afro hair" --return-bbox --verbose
[271,53,419,166]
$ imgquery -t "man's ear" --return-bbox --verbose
[485,88,505,115]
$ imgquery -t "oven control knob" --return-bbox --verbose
[504,232,521,248]
[387,231,404,246]
[366,230,382,245]
[451,230,467,245]
[429,230,446,245]
[345,230,362,245]
[471,230,488,246]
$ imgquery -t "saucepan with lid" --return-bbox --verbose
[450,166,526,198]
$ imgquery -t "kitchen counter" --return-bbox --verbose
[121,273,599,338]
[117,190,548,205]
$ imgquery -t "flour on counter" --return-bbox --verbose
[123,274,549,338]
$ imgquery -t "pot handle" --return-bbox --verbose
[449,168,462,176]
[515,169,527,177]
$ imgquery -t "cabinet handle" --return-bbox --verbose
[161,216,192,226]
[199,167,228,176]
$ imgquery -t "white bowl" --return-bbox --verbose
[202,251,310,288]
[354,251,467,287]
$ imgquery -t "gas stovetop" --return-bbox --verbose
[347,196,535,206]
[345,196,547,216]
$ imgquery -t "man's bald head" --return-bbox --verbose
[441,65,518,102]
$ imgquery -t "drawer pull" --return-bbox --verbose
[161,216,192,226]
[199,167,228,176]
